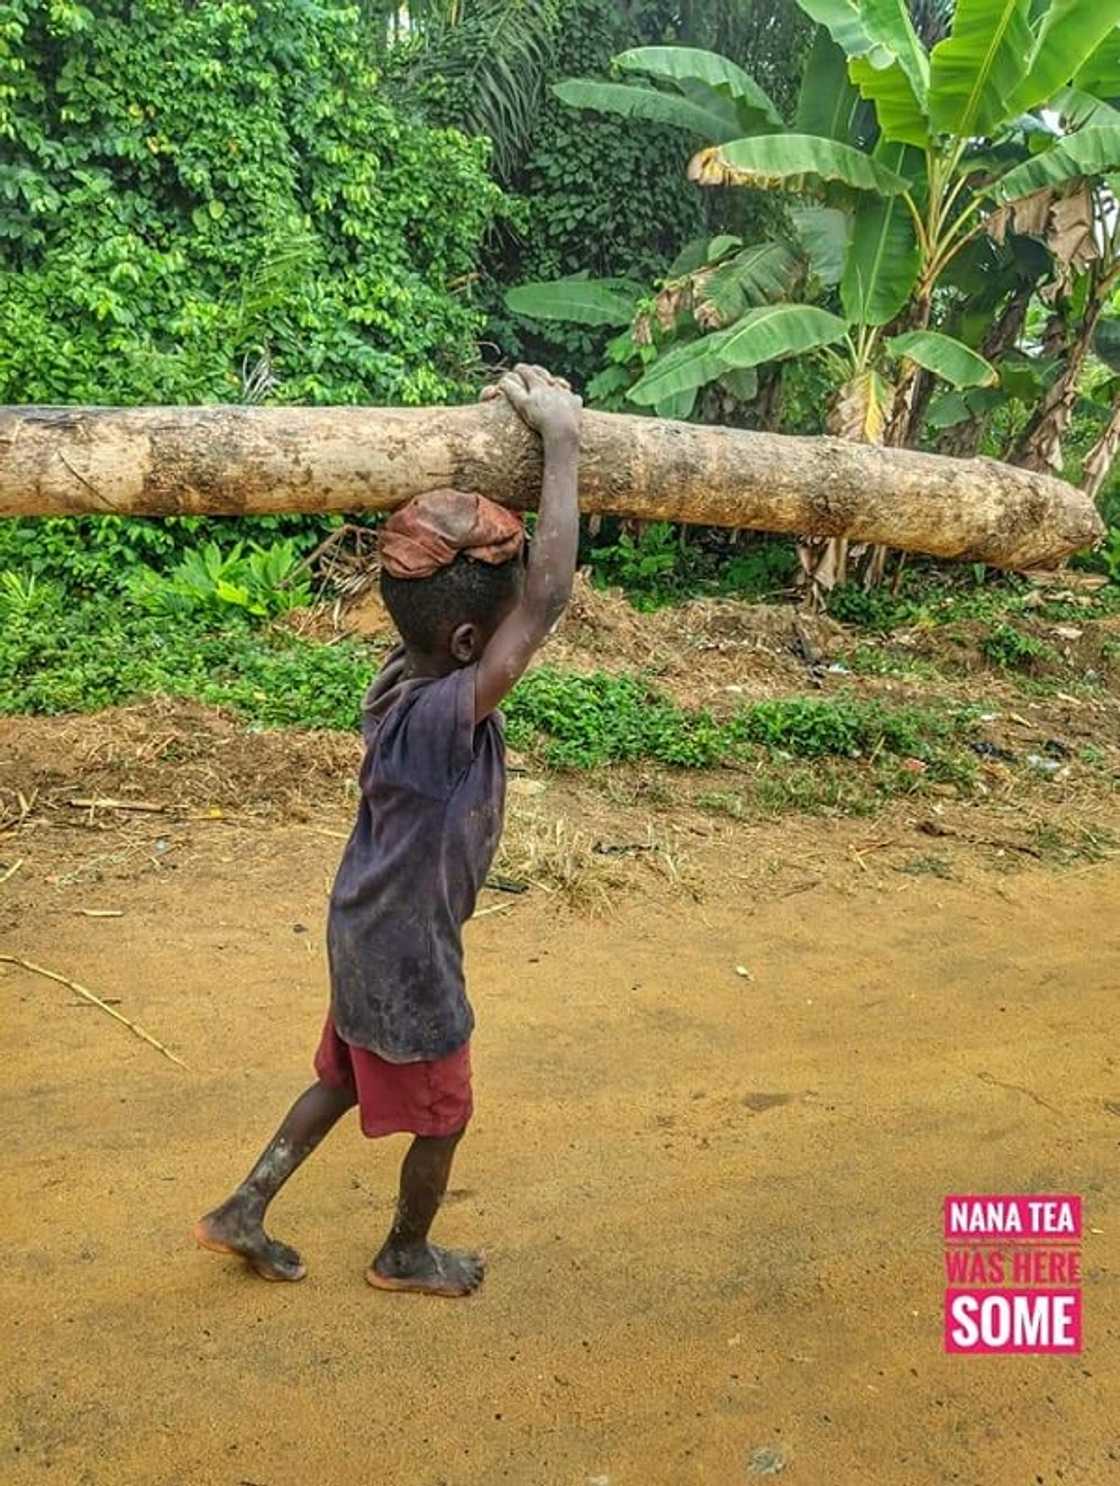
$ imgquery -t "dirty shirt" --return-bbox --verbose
[327,647,505,1062]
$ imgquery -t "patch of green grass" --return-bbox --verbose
[506,669,731,767]
[0,588,980,782]
[828,569,1120,633]
[980,623,1055,671]
[844,644,941,680]
[699,763,936,822]
[509,669,976,774]
[0,593,377,730]
[750,766,882,818]
[730,694,971,765]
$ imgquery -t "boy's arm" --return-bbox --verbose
[474,364,581,723]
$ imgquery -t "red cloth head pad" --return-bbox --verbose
[379,489,524,580]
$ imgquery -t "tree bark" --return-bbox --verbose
[1081,391,1120,502]
[0,401,1103,569]
[1011,285,1108,474]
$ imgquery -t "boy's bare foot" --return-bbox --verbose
[193,1199,307,1283]
[366,1243,485,1298]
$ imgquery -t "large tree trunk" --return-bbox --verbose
[0,402,1103,569]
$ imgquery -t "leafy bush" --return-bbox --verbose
[717,542,800,597]
[981,624,1055,671]
[0,587,371,727]
[588,523,683,609]
[0,1,500,407]
[128,540,311,620]
[505,668,972,770]
[729,697,962,762]
[587,524,799,609]
[829,569,1120,632]
[505,668,730,766]
[0,514,341,597]
[828,582,921,631]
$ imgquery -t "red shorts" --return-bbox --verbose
[313,1015,473,1139]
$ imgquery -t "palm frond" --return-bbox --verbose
[398,0,561,177]
[676,0,813,119]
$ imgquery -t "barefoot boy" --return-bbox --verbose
[195,365,581,1296]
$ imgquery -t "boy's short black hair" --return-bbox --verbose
[380,553,523,654]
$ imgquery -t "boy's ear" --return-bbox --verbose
[449,622,479,664]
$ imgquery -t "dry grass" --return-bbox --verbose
[496,807,624,911]
[0,700,361,821]
[495,800,701,912]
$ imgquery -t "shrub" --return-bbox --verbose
[981,624,1055,671]
[0,1,500,408]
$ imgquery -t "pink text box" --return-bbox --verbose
[944,1288,1082,1354]
[943,1194,1081,1242]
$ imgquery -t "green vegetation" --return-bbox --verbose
[828,569,1120,631]
[980,624,1056,671]
[126,541,311,622]
[586,523,798,608]
[502,0,1120,593]
[0,1,499,407]
[0,573,977,779]
[844,645,940,680]
[506,668,732,766]
[0,513,340,597]
[0,589,372,729]
[500,669,974,770]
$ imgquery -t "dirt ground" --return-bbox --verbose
[2,715,1119,1485]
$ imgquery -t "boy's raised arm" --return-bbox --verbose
[474,364,582,722]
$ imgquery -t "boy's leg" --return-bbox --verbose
[195,1078,356,1281]
[366,1129,485,1298]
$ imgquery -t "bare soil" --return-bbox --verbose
[2,586,1119,1485]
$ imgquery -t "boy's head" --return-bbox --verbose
[379,489,525,665]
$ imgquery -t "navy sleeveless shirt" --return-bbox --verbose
[327,648,506,1062]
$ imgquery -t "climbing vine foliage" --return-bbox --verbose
[0,0,502,406]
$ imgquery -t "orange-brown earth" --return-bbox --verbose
[2,580,1118,1484]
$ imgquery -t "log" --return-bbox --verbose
[0,402,1104,568]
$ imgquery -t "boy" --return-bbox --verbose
[195,365,581,1297]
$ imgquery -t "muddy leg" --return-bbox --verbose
[366,1130,484,1298]
[194,1079,357,1281]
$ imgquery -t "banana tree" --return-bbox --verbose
[620,273,998,591]
[514,7,1120,593]
[655,3,1120,584]
[504,236,808,422]
[1002,112,1120,472]
[540,30,1008,590]
[1080,308,1120,499]
[552,46,786,147]
[688,1,1120,443]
